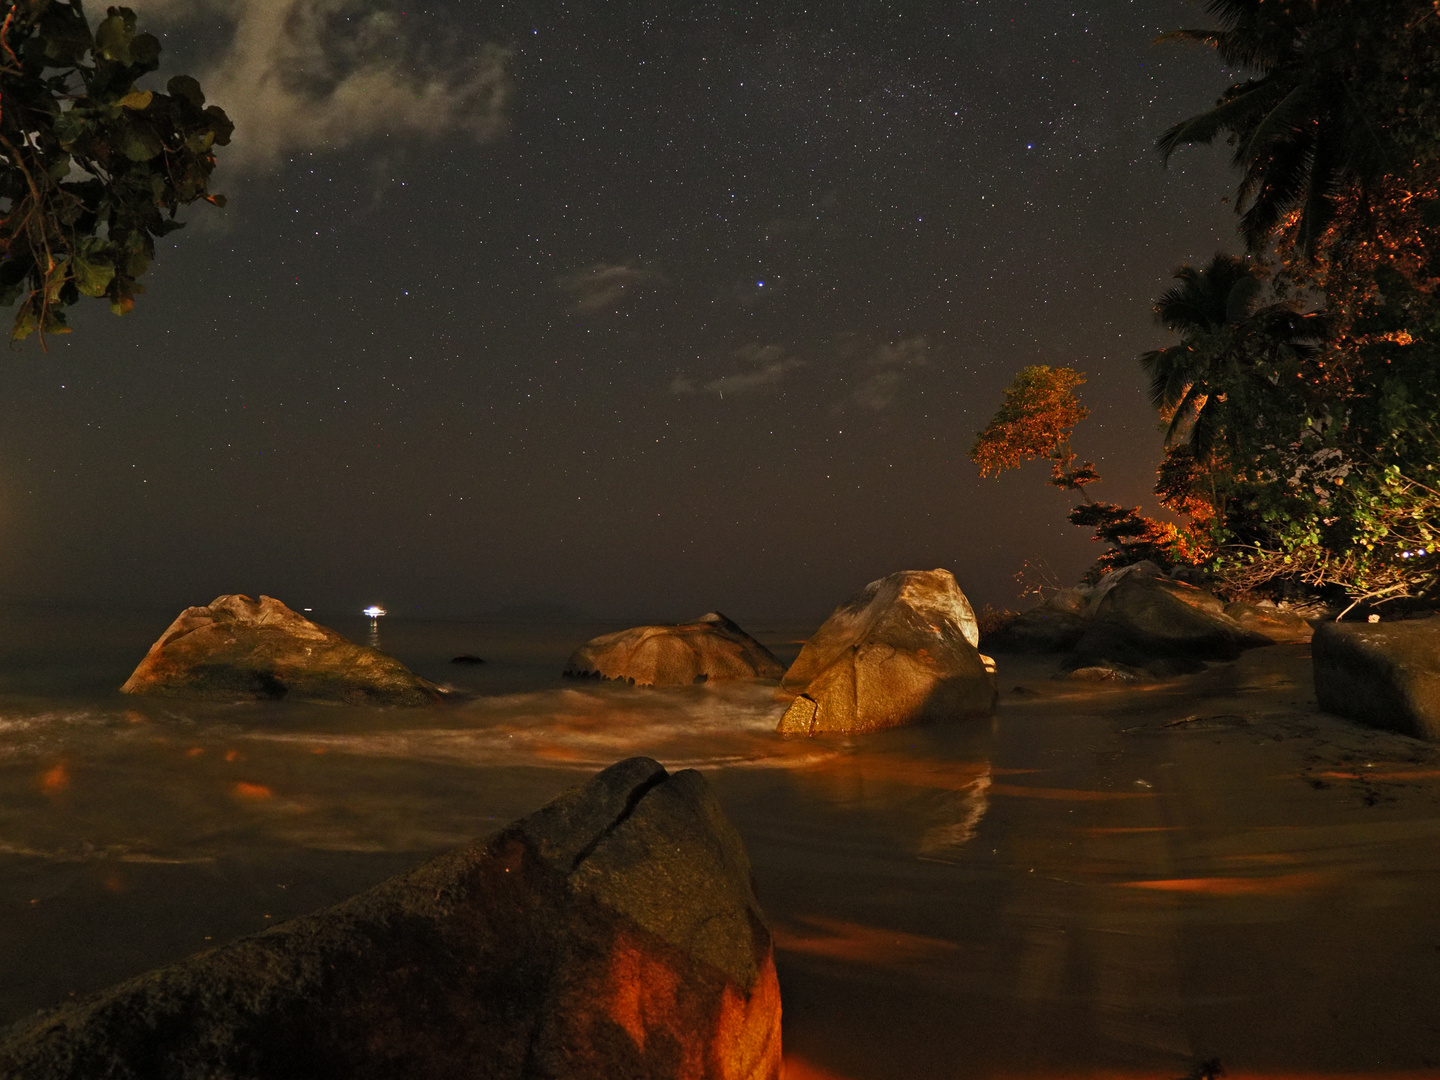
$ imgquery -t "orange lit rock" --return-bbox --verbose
[0,757,782,1080]
[776,569,994,735]
[564,611,783,686]
[120,595,445,706]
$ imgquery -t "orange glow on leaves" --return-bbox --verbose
[224,749,244,763]
[185,747,205,757]
[233,781,273,800]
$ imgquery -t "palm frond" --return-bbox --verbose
[1234,77,1322,173]
[1238,136,1315,250]
[1157,81,1282,164]
[1140,345,1196,411]
[1295,124,1343,259]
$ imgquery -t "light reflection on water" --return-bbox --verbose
[4,607,1440,1076]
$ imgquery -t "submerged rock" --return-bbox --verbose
[0,757,783,1080]
[564,612,783,686]
[120,595,445,706]
[1313,619,1440,740]
[776,568,995,735]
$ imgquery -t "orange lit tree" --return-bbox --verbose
[970,365,1190,576]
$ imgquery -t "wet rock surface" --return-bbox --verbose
[120,595,445,706]
[1313,619,1440,740]
[777,569,994,735]
[1064,576,1273,676]
[564,612,783,686]
[1224,601,1314,644]
[0,757,783,1080]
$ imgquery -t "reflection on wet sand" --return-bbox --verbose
[1121,873,1332,896]
[771,915,961,965]
[3,628,1440,1076]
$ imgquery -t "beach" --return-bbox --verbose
[2,602,1439,1077]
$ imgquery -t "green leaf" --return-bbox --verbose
[128,32,160,68]
[119,125,163,161]
[94,13,133,63]
[166,75,205,108]
[118,89,152,110]
[72,256,116,298]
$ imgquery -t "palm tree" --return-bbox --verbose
[1140,253,1326,458]
[1155,0,1397,256]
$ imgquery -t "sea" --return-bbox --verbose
[2,599,1439,1078]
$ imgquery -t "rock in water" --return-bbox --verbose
[982,607,1087,653]
[1067,576,1272,675]
[564,612,783,686]
[0,757,783,1080]
[776,568,995,735]
[1313,620,1440,740]
[120,594,445,706]
[1223,601,1313,644]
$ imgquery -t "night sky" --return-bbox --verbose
[0,0,1241,623]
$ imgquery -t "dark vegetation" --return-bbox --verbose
[0,0,231,343]
[973,0,1440,612]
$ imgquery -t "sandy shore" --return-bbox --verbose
[5,635,1439,1077]
[750,643,1440,1078]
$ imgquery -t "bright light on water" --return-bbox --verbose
[363,606,386,618]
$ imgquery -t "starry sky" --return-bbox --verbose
[0,0,1242,623]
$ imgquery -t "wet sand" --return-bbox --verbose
[4,625,1440,1077]
[755,645,1440,1078]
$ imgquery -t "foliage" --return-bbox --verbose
[1156,0,1422,257]
[1152,0,1440,610]
[973,603,1018,641]
[0,0,231,342]
[1139,253,1328,458]
[971,365,1192,575]
[969,365,1092,487]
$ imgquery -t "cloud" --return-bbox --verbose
[845,335,929,411]
[144,0,511,169]
[672,344,805,397]
[557,263,664,313]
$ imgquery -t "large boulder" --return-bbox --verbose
[1066,575,1272,675]
[982,607,1087,653]
[564,612,783,686]
[1313,619,1440,740]
[1224,601,1313,644]
[776,569,995,735]
[120,595,444,706]
[0,758,783,1080]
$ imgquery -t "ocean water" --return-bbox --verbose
[3,601,1440,1078]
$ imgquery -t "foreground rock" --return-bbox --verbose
[777,569,995,735]
[0,757,783,1080]
[1065,575,1273,678]
[1313,620,1440,740]
[565,612,783,686]
[120,595,445,706]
